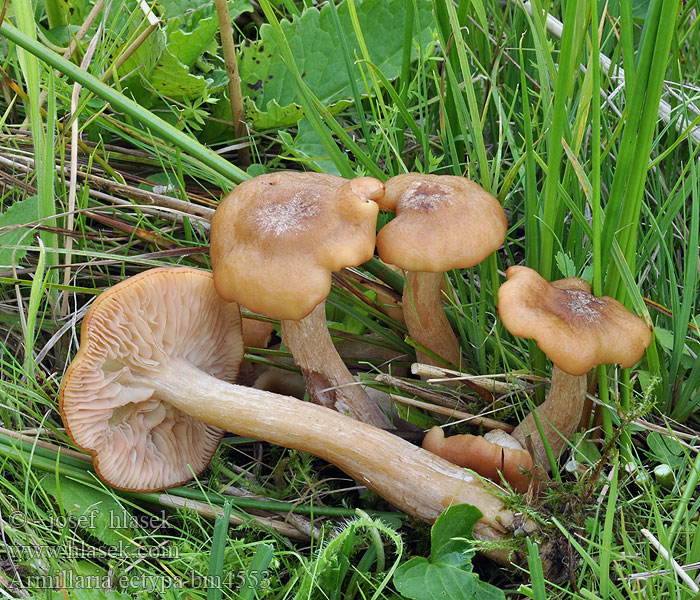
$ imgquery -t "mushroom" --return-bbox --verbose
[422,427,533,493]
[59,267,241,490]
[376,174,507,368]
[497,266,653,466]
[241,317,275,350]
[210,172,390,428]
[59,267,539,562]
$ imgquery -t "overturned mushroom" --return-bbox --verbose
[498,266,653,466]
[59,267,540,563]
[376,174,507,367]
[210,172,390,428]
[59,267,240,490]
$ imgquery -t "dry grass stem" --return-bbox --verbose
[411,362,545,395]
[640,528,699,592]
[388,393,514,433]
[0,153,215,220]
[62,24,102,316]
[215,0,250,167]
[0,426,91,462]
[157,494,310,541]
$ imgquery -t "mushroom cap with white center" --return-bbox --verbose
[210,172,383,320]
[498,266,653,376]
[376,173,508,272]
[59,268,243,492]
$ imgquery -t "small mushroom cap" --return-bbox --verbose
[210,172,382,320]
[59,268,243,492]
[238,313,276,386]
[498,266,653,376]
[422,426,532,492]
[376,173,507,272]
[241,315,275,349]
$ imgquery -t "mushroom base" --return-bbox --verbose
[423,426,533,492]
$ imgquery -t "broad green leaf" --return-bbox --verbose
[279,119,342,175]
[655,327,700,369]
[45,0,93,26]
[120,25,167,93]
[167,14,219,68]
[120,0,252,102]
[157,0,251,21]
[554,251,577,279]
[429,504,480,567]
[147,45,210,98]
[40,475,140,551]
[393,505,506,600]
[606,0,654,21]
[646,432,685,469]
[165,0,252,68]
[242,96,340,131]
[157,0,210,18]
[0,195,39,268]
[240,0,434,129]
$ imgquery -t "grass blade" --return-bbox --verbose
[0,21,248,186]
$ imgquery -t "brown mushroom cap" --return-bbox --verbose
[241,315,275,349]
[210,172,383,320]
[498,266,652,376]
[422,426,533,492]
[59,268,243,491]
[376,174,508,272]
[237,314,276,387]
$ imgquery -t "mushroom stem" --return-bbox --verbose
[511,365,587,467]
[151,360,534,551]
[403,271,461,368]
[280,302,391,428]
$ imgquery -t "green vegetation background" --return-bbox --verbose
[0,0,698,598]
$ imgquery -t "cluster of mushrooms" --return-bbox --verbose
[59,172,653,569]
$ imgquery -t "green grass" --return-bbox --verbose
[0,0,699,598]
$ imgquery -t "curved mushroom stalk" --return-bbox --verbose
[511,365,587,466]
[151,362,534,548]
[60,267,541,570]
[403,271,460,367]
[281,302,390,426]
[423,426,533,492]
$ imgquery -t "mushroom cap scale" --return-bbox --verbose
[498,266,652,376]
[59,268,243,492]
[376,173,508,272]
[210,172,382,320]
